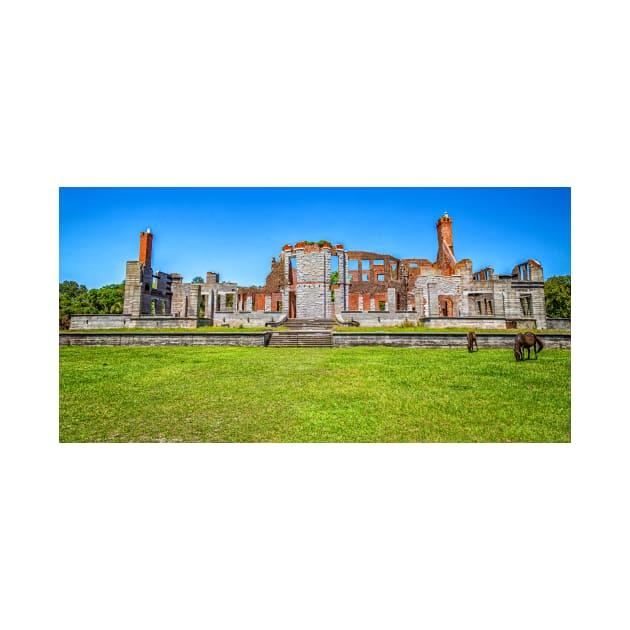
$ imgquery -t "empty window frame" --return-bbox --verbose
[518,264,531,281]
[377,274,385,281]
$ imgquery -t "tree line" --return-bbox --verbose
[544,275,570,318]
[59,280,125,328]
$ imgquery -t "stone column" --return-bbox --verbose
[281,287,290,314]
[492,285,505,318]
[387,288,396,312]
[427,282,439,317]
[414,287,424,316]
[369,298,375,311]
[358,295,363,312]
[188,285,201,318]
[531,287,547,329]
[124,261,143,317]
[265,295,271,312]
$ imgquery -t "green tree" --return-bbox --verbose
[545,275,571,318]
[59,280,88,318]
[59,281,125,325]
[330,271,339,285]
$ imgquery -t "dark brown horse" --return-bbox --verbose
[514,332,544,361]
[467,331,478,352]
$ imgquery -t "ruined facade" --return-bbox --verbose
[70,214,547,330]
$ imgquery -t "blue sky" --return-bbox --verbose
[59,187,570,288]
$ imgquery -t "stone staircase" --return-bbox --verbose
[285,318,335,331]
[267,318,334,347]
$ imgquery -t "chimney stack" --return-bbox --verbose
[139,229,153,267]
[436,213,455,275]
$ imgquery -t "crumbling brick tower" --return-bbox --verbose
[435,212,456,276]
[123,229,173,316]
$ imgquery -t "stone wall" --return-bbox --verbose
[70,315,203,330]
[338,312,539,329]
[295,247,330,318]
[333,333,571,349]
[340,311,419,327]
[420,316,537,329]
[60,333,267,346]
[70,315,131,330]
[60,332,570,349]
[213,312,286,327]
[546,318,571,330]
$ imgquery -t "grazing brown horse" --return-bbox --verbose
[514,332,544,361]
[467,331,478,352]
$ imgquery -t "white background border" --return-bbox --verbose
[3,1,627,629]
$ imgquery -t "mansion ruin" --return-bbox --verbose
[70,214,547,330]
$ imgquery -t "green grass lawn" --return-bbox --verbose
[59,346,570,443]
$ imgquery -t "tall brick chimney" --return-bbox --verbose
[139,228,153,267]
[436,212,456,275]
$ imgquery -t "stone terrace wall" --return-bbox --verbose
[340,311,419,326]
[60,332,569,349]
[420,317,537,329]
[70,315,202,330]
[69,315,130,329]
[60,333,267,347]
[70,313,284,330]
[213,312,286,327]
[546,318,571,330]
[332,333,571,349]
[339,312,539,329]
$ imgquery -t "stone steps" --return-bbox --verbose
[267,332,333,348]
[284,318,335,332]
